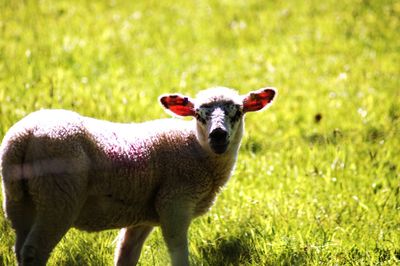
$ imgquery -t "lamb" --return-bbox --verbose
[0,86,276,266]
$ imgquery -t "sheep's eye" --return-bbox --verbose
[195,113,206,124]
[195,108,213,124]
[231,109,242,123]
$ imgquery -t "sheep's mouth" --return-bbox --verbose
[210,141,229,154]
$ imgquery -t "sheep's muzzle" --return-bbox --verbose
[209,128,229,154]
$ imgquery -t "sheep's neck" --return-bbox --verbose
[207,144,240,190]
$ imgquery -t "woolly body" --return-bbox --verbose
[0,87,276,265]
[1,109,238,226]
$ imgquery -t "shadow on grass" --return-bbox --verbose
[197,234,253,266]
[196,236,313,266]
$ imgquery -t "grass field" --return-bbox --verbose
[0,0,399,265]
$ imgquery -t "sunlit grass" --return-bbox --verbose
[1,0,399,265]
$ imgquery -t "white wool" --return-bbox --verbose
[194,86,243,107]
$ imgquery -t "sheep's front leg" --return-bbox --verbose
[114,225,153,266]
[159,200,194,266]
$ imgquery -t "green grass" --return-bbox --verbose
[0,0,399,265]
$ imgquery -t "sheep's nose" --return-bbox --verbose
[209,128,229,154]
[209,128,228,143]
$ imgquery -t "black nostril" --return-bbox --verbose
[209,128,228,142]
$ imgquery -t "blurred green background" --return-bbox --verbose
[0,0,399,265]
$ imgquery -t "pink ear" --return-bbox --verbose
[160,94,195,116]
[243,87,276,113]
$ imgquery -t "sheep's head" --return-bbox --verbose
[160,87,276,155]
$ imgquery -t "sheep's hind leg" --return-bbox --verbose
[19,174,86,266]
[4,196,36,264]
[114,225,153,266]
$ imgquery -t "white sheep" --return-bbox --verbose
[0,86,276,266]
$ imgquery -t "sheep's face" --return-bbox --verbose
[194,102,242,154]
[160,87,276,155]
